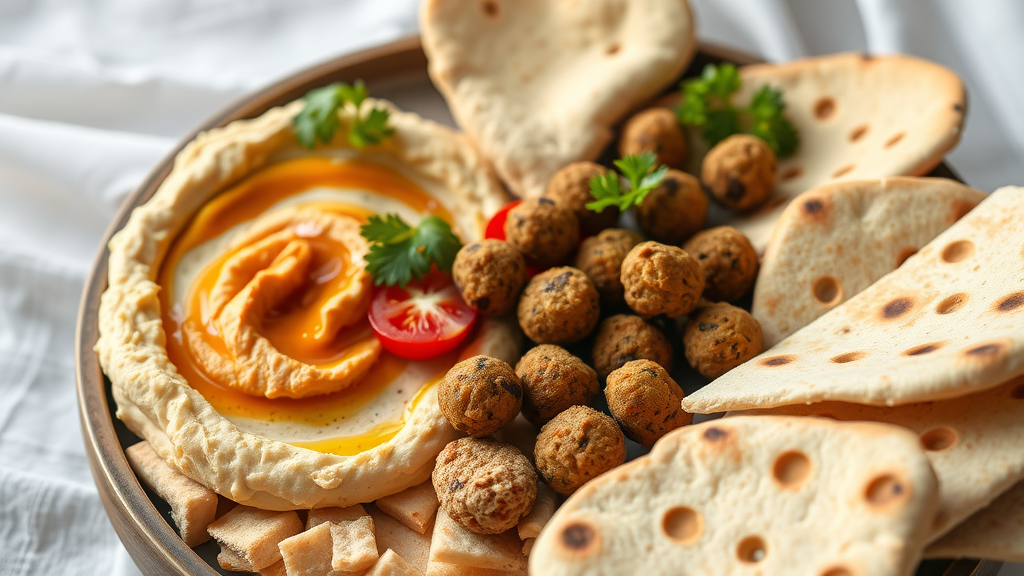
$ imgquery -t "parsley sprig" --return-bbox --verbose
[293,80,395,150]
[676,63,799,157]
[361,214,462,287]
[585,152,669,213]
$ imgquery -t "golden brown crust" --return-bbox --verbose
[544,162,618,235]
[453,239,527,316]
[515,345,599,426]
[432,438,537,535]
[534,406,626,495]
[505,198,580,267]
[634,169,707,244]
[621,242,704,318]
[574,229,643,307]
[702,134,778,211]
[618,107,688,170]
[518,267,601,344]
[684,302,764,379]
[683,226,760,303]
[592,315,673,382]
[438,355,523,437]
[604,360,692,446]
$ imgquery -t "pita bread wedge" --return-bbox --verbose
[420,0,695,198]
[733,375,1024,540]
[530,416,938,576]
[669,53,965,253]
[683,186,1024,413]
[753,177,985,347]
[926,477,1024,562]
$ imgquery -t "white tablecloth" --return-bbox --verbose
[0,1,1020,574]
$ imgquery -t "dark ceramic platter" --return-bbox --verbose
[75,36,1000,576]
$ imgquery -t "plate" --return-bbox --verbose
[75,36,998,576]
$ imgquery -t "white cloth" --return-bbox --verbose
[0,1,1020,575]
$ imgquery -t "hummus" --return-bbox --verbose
[96,99,515,510]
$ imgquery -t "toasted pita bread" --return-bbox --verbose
[429,509,526,574]
[530,416,938,576]
[518,482,558,541]
[307,504,368,530]
[683,186,1024,413]
[421,0,695,198]
[207,506,303,571]
[332,516,380,572]
[733,375,1024,540]
[369,549,423,576]
[278,522,337,576]
[753,177,985,347]
[926,478,1024,562]
[376,481,440,535]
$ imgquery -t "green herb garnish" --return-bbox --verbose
[293,80,395,150]
[676,63,799,157]
[361,214,462,287]
[585,152,669,213]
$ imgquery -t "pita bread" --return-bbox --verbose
[278,522,338,576]
[376,481,441,535]
[733,375,1024,540]
[926,477,1024,562]
[429,509,527,574]
[207,505,303,571]
[332,516,380,572]
[664,53,965,253]
[518,482,558,541]
[368,504,434,575]
[368,549,423,576]
[753,177,985,347]
[529,416,938,576]
[683,186,1024,413]
[420,0,695,198]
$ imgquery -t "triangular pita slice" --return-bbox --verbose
[753,177,985,347]
[529,416,938,576]
[733,375,1024,541]
[421,0,695,198]
[926,477,1024,562]
[684,186,1024,413]
[691,53,965,253]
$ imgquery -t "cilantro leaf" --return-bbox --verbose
[585,152,669,213]
[292,80,393,150]
[361,214,462,287]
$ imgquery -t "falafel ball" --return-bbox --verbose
[574,228,644,306]
[432,437,537,534]
[504,197,580,267]
[618,107,688,169]
[684,302,764,379]
[517,267,600,344]
[633,169,707,245]
[621,242,704,318]
[683,226,759,302]
[592,314,673,381]
[438,355,523,437]
[452,239,528,315]
[544,162,619,234]
[604,359,692,446]
[534,405,626,495]
[515,345,599,426]
[702,134,778,211]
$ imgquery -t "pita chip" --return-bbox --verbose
[429,509,527,573]
[421,0,695,198]
[279,522,338,576]
[530,416,938,576]
[368,504,433,574]
[307,504,369,530]
[518,482,557,541]
[753,177,985,347]
[368,549,423,576]
[376,481,440,535]
[207,505,303,571]
[684,186,1024,413]
[926,478,1024,562]
[332,516,380,572]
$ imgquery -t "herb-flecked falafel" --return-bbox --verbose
[702,134,778,211]
[534,405,626,495]
[592,314,673,381]
[683,226,759,303]
[517,267,600,344]
[684,302,764,379]
[604,359,692,446]
[574,228,644,306]
[452,239,527,315]
[634,169,707,245]
[618,107,688,169]
[504,197,579,267]
[544,162,619,234]
[438,356,523,437]
[621,242,704,318]
[515,345,599,426]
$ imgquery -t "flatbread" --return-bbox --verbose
[683,186,1024,413]
[753,177,985,347]
[429,509,527,574]
[666,53,964,253]
[926,478,1024,562]
[529,416,938,576]
[421,0,695,198]
[733,375,1024,540]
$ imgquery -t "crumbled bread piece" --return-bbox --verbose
[517,482,557,540]
[367,549,422,576]
[376,482,440,535]
[207,505,303,571]
[332,516,379,572]
[125,441,218,547]
[368,504,432,574]
[521,539,534,556]
[429,510,526,573]
[307,504,368,530]
[280,522,337,576]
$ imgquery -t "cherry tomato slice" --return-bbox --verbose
[484,200,522,241]
[368,271,478,361]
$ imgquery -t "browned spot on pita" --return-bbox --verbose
[812,276,842,305]
[703,426,728,441]
[772,451,812,490]
[895,247,917,269]
[864,474,908,508]
[558,520,600,557]
[662,506,703,544]
[996,292,1024,312]
[736,535,767,563]
[820,568,854,576]
[881,297,914,319]
[941,240,974,263]
[481,0,500,18]
[801,197,828,220]
[848,125,869,142]
[780,165,803,182]
[831,164,855,178]
[953,103,964,112]
[759,355,795,367]
[920,427,957,451]
[814,97,836,120]
[964,341,1007,359]
[903,342,944,356]
[605,43,620,56]
[935,293,968,314]
[830,351,866,364]
[885,133,905,148]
